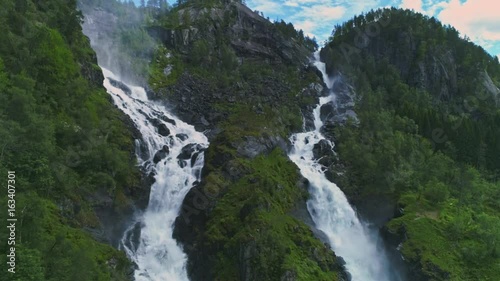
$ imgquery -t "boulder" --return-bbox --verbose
[153,145,170,164]
[157,123,170,136]
[176,133,189,141]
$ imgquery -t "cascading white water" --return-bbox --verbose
[101,68,208,281]
[288,52,395,280]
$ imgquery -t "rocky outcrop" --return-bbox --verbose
[481,70,500,103]
[321,26,499,106]
[236,135,288,158]
[148,2,311,65]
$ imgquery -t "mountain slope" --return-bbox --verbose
[139,1,352,280]
[0,0,142,280]
[320,8,500,280]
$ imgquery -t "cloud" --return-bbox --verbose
[401,0,424,12]
[250,0,284,15]
[395,0,500,57]
[294,5,346,21]
[294,20,317,37]
[263,0,384,39]
[247,0,499,55]
[283,1,299,7]
[437,0,500,43]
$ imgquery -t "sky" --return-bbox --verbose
[246,0,499,59]
[133,0,499,59]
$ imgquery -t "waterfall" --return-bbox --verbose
[101,68,208,281]
[288,52,399,281]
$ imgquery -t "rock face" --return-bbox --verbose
[321,26,499,106]
[236,135,288,159]
[148,2,310,64]
[143,1,354,280]
[146,2,316,135]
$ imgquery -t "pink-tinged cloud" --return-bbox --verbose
[437,0,500,42]
[295,20,317,38]
[298,5,346,21]
[401,0,424,13]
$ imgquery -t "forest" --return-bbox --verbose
[0,0,139,280]
[321,7,500,280]
[0,0,498,280]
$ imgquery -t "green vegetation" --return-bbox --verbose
[6,0,499,280]
[274,20,318,51]
[322,8,500,280]
[147,0,317,91]
[198,144,343,280]
[148,1,345,279]
[1,0,326,279]
[0,0,139,279]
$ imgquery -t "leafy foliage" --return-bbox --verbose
[0,0,138,279]
[322,8,500,280]
[149,1,344,279]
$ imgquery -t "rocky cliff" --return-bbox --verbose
[142,1,351,280]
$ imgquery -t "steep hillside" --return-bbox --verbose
[0,0,142,280]
[3,1,498,280]
[320,8,500,280]
[140,1,351,280]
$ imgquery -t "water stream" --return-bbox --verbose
[101,68,208,281]
[288,52,399,281]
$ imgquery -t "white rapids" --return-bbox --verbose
[288,52,396,281]
[101,68,208,281]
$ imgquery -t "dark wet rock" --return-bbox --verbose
[223,159,249,182]
[167,135,175,146]
[178,160,188,168]
[312,139,333,160]
[160,114,176,125]
[149,118,171,137]
[145,87,156,100]
[108,77,132,95]
[320,102,336,122]
[312,139,336,168]
[301,105,317,131]
[176,133,189,141]
[178,143,206,169]
[190,151,202,167]
[135,139,149,161]
[157,123,170,136]
[239,202,256,221]
[178,143,203,160]
[153,145,170,164]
